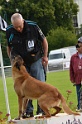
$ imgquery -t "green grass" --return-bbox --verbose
[0,70,77,119]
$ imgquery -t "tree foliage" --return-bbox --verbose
[0,31,10,65]
[0,0,56,35]
[0,0,79,35]
[53,0,79,31]
[47,27,77,52]
[0,0,79,65]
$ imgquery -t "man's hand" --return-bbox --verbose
[42,56,48,66]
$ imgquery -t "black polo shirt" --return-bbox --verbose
[6,20,45,66]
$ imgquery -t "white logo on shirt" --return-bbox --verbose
[28,40,34,48]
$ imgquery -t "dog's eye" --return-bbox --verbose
[15,62,20,70]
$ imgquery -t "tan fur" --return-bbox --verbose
[11,55,80,118]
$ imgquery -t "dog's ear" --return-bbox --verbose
[15,62,20,70]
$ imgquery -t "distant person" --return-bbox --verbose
[6,13,48,118]
[70,36,82,111]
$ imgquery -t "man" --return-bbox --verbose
[70,36,82,112]
[6,13,48,118]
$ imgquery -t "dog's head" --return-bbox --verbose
[11,55,24,71]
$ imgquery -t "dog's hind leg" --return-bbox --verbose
[38,102,51,117]
[40,104,51,117]
[38,96,61,117]
[39,103,61,117]
[50,99,62,116]
[51,106,62,116]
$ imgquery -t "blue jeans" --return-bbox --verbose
[26,58,46,114]
[76,84,81,109]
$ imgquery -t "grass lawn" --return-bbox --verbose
[0,70,77,119]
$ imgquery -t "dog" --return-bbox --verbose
[11,55,80,119]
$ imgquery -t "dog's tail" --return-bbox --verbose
[61,95,80,115]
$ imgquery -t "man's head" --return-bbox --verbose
[11,13,24,32]
[78,37,82,43]
[76,37,82,53]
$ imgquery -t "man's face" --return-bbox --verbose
[77,43,82,53]
[12,19,24,33]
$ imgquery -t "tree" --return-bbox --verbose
[0,31,10,65]
[0,0,79,65]
[53,0,79,31]
[0,0,79,35]
[27,0,56,35]
[47,27,77,52]
[0,0,56,35]
[76,24,82,38]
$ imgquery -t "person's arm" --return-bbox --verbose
[6,28,11,58]
[42,37,48,66]
[7,46,11,58]
[36,25,48,66]
[69,56,75,83]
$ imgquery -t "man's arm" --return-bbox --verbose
[7,46,11,58]
[42,37,48,66]
[36,25,48,66]
[6,28,11,58]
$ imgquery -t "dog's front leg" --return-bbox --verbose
[14,96,23,120]
[18,96,23,119]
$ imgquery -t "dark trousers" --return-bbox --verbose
[76,84,81,109]
[26,100,43,114]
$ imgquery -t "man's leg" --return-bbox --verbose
[30,58,46,115]
[76,84,81,110]
[25,100,34,116]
